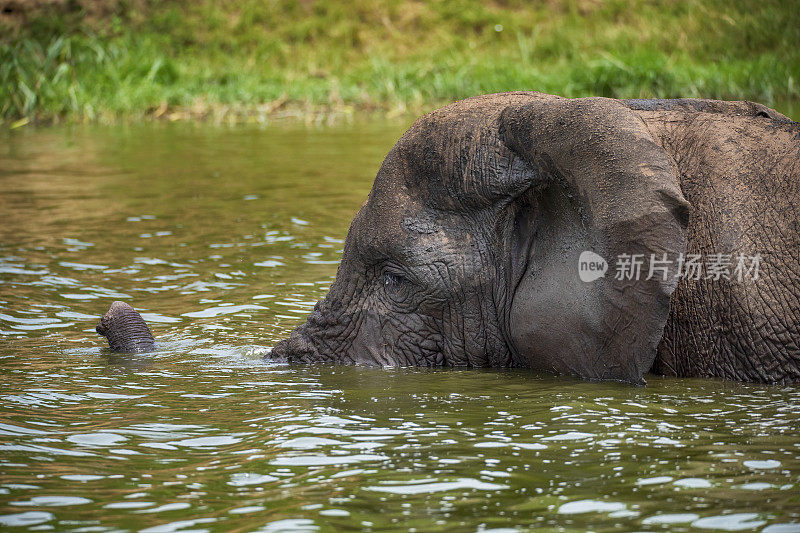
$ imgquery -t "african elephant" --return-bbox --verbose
[100,93,800,384]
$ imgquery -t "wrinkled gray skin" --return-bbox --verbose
[102,92,800,385]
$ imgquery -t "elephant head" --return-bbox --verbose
[270,92,690,383]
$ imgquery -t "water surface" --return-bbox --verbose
[1,123,798,532]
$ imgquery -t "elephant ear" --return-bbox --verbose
[498,97,689,384]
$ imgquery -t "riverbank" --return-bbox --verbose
[2,0,798,126]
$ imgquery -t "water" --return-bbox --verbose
[1,123,799,532]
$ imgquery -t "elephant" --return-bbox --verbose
[98,92,800,385]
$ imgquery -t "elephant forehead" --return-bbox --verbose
[377,95,543,209]
[398,107,498,186]
[396,92,556,162]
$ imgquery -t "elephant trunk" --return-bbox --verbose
[96,301,157,353]
[269,323,323,363]
[268,337,292,362]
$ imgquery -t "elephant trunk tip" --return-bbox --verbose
[96,301,157,353]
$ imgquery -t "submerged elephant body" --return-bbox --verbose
[102,92,800,384]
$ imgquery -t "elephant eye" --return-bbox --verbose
[383,271,404,290]
[380,269,420,312]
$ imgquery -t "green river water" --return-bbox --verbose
[0,123,798,532]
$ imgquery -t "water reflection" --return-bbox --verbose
[1,123,799,531]
[0,122,395,352]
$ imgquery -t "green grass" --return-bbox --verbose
[1,0,798,124]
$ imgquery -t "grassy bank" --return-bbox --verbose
[1,0,798,125]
